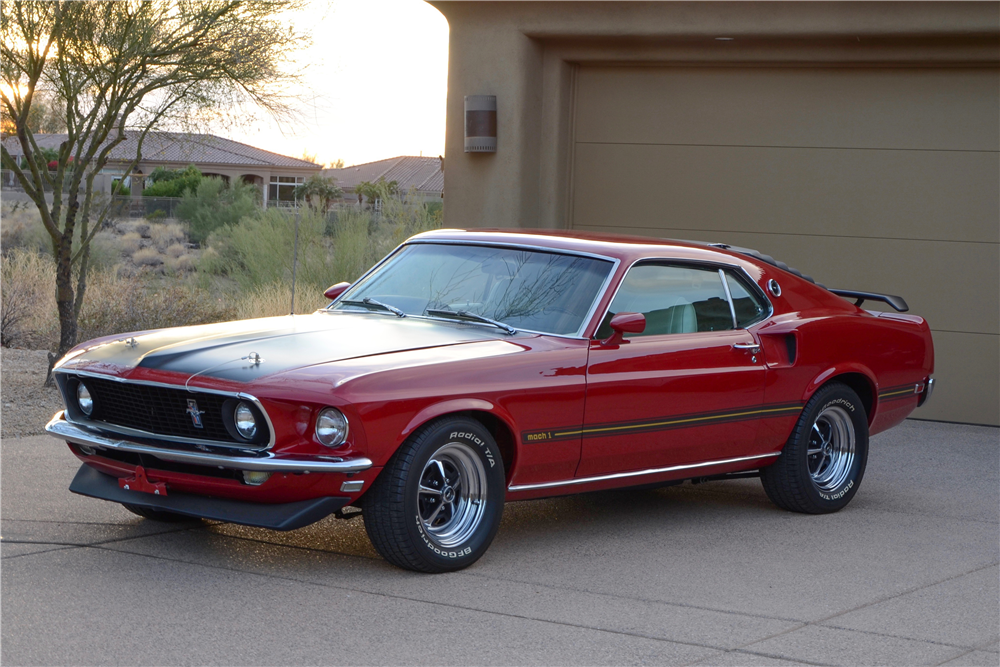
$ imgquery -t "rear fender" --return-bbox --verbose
[803,363,878,424]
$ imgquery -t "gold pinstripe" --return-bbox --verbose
[547,404,802,439]
[879,388,914,399]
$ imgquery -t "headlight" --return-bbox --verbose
[234,401,258,439]
[316,407,349,447]
[77,383,94,416]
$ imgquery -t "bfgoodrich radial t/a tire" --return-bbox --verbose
[761,383,869,514]
[363,417,506,573]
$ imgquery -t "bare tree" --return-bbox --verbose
[0,0,308,369]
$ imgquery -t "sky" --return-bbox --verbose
[236,0,450,168]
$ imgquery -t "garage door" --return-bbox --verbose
[570,66,999,426]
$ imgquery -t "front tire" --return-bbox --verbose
[363,417,505,573]
[761,383,869,514]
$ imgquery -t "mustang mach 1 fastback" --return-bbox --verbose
[47,229,935,572]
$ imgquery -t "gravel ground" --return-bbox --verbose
[1,348,63,439]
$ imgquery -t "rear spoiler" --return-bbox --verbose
[829,289,908,312]
[704,242,910,312]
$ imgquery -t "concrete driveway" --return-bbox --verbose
[2,419,997,666]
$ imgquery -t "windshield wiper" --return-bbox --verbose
[426,309,516,335]
[341,298,406,318]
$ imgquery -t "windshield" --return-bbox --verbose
[333,243,614,336]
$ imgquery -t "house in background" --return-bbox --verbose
[2,131,321,205]
[323,155,444,205]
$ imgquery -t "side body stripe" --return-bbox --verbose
[521,402,803,445]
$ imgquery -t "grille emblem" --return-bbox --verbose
[186,399,205,428]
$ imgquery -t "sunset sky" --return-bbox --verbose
[238,0,450,169]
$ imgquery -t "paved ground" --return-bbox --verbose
[2,419,997,666]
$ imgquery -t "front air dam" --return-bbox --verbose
[69,465,350,530]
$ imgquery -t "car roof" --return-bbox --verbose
[410,228,756,268]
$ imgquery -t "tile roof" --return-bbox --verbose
[323,156,444,194]
[3,131,319,170]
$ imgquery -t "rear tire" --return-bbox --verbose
[363,416,505,573]
[122,504,199,523]
[761,383,869,514]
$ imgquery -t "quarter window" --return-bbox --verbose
[725,271,768,328]
[597,264,735,338]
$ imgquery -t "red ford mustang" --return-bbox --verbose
[47,229,935,572]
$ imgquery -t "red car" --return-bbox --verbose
[47,229,935,572]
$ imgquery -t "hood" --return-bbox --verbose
[58,311,509,383]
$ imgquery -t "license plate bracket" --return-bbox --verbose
[118,465,167,496]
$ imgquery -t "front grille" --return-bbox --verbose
[78,376,260,446]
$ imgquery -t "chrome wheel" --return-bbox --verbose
[417,442,488,548]
[807,405,856,493]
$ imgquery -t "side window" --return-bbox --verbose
[596,264,734,338]
[724,272,768,328]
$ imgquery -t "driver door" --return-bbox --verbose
[578,262,769,477]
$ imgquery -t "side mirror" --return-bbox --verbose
[601,312,646,346]
[324,282,351,301]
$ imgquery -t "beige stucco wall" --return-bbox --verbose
[432,1,1000,425]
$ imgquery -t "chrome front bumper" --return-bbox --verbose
[45,411,373,474]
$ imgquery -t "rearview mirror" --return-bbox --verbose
[324,282,351,301]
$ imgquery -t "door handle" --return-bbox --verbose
[733,343,761,353]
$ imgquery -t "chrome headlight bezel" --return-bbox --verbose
[234,401,258,440]
[316,407,349,448]
[76,382,94,416]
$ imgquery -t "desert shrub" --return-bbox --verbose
[329,210,381,282]
[233,281,330,320]
[150,222,186,251]
[117,231,144,255]
[200,208,336,290]
[171,254,197,272]
[142,165,202,198]
[147,209,167,221]
[1,202,128,273]
[76,271,234,341]
[1,203,52,256]
[177,177,259,244]
[165,242,187,258]
[1,249,56,347]
[132,248,164,266]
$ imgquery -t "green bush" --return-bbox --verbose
[197,188,443,296]
[177,177,259,244]
[142,165,202,198]
[199,208,336,290]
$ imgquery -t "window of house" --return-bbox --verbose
[268,175,303,202]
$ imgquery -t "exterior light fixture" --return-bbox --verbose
[464,95,497,153]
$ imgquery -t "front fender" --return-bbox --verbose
[399,398,518,445]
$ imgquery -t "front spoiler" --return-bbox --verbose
[70,464,349,530]
[46,411,372,474]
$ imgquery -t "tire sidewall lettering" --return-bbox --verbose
[449,431,496,467]
[405,421,503,566]
[807,390,866,506]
